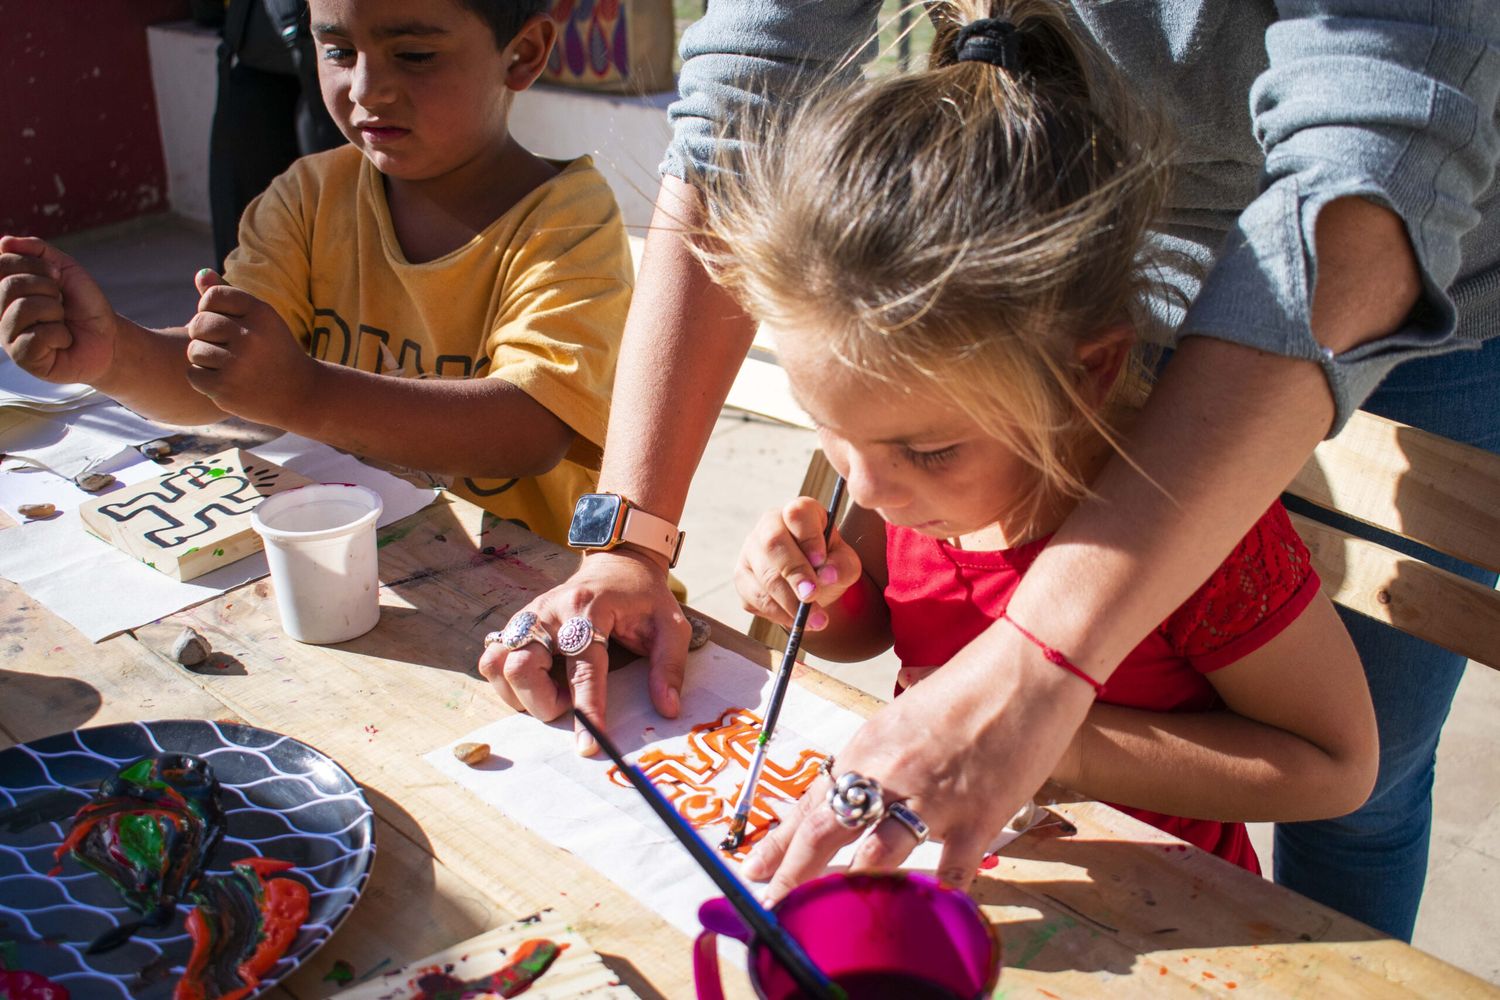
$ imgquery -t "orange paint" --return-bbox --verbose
[1226,984,1238,990]
[606,707,827,858]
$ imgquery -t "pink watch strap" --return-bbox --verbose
[620,505,684,567]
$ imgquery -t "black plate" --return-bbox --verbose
[0,719,375,998]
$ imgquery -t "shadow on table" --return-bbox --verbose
[0,669,102,743]
[347,502,586,677]
[952,805,1388,978]
[594,951,670,1000]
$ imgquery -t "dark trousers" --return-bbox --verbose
[208,43,343,269]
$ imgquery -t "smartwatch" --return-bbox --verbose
[568,493,685,568]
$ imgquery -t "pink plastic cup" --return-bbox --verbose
[694,872,1001,1000]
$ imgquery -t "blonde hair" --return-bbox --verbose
[693,0,1175,533]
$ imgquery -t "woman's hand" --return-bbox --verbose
[735,497,862,632]
[742,620,1096,902]
[476,546,691,756]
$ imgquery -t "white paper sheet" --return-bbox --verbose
[0,400,171,480]
[426,649,1022,935]
[0,351,99,410]
[0,433,438,641]
[0,453,165,524]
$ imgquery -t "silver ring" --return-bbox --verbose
[488,611,553,654]
[556,616,606,656]
[826,771,884,830]
[882,801,929,846]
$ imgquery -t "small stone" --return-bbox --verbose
[453,742,491,766]
[687,614,712,651]
[18,503,55,519]
[140,438,174,460]
[73,472,116,493]
[171,627,210,667]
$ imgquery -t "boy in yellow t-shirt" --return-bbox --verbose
[0,0,629,545]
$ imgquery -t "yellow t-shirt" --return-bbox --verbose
[225,146,630,544]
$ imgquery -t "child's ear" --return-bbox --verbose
[503,13,558,92]
[1074,323,1135,404]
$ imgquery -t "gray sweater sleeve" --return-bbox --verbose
[1183,3,1500,432]
[662,0,883,181]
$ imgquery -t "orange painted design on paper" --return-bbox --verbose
[606,707,827,857]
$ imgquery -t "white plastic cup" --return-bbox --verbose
[250,483,384,644]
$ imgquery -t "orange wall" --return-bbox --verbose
[0,1,192,238]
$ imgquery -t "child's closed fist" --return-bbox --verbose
[185,269,317,424]
[0,235,118,385]
[735,496,861,631]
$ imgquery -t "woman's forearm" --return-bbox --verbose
[1058,703,1375,822]
[597,175,758,523]
[1006,197,1421,682]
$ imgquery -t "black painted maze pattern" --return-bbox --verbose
[0,720,374,999]
[95,456,285,550]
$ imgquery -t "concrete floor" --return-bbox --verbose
[51,211,1500,985]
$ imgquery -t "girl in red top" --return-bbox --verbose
[698,2,1379,874]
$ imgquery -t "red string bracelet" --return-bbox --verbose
[1001,612,1104,695]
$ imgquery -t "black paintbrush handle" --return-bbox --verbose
[574,709,842,1000]
[760,476,846,761]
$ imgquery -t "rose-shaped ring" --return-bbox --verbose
[827,771,885,830]
[486,610,553,655]
[881,800,930,846]
[556,615,607,657]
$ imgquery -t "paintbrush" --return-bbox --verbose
[573,708,844,1000]
[722,477,847,852]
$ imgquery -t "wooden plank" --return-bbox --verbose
[1291,410,1500,573]
[78,448,312,581]
[332,908,637,999]
[1292,513,1500,670]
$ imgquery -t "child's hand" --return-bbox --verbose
[0,235,119,385]
[736,496,861,631]
[185,270,318,423]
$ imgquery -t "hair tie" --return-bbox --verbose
[955,18,1022,72]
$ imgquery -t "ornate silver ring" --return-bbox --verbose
[488,611,553,654]
[556,615,606,656]
[882,800,930,846]
[826,771,885,830]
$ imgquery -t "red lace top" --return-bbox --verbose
[884,501,1321,873]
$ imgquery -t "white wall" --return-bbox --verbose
[146,21,220,227]
[146,20,673,232]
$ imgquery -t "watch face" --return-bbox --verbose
[569,493,622,548]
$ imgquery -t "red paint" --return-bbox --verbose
[176,857,310,1000]
[0,970,71,1000]
[1038,990,1061,999]
[1,0,185,238]
[978,854,1000,870]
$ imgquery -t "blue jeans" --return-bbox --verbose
[1276,335,1500,941]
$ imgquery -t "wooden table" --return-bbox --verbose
[2,492,1495,998]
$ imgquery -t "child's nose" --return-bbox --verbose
[842,451,907,512]
[349,57,395,108]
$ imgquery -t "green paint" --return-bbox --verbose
[118,813,165,871]
[213,548,225,557]
[120,759,154,783]
[322,959,355,984]
[377,524,415,548]
[1010,917,1075,970]
[207,468,226,478]
[0,938,19,969]
[184,547,200,555]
